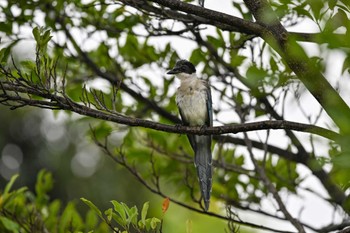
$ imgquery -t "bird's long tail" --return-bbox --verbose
[194,135,212,211]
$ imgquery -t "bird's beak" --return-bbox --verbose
[167,67,180,75]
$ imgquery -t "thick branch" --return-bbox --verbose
[0,82,340,141]
[122,0,349,47]
[131,0,266,35]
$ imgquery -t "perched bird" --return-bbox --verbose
[167,60,213,211]
[198,0,205,7]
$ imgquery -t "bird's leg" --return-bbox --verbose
[175,123,183,128]
[174,123,185,131]
[199,124,208,134]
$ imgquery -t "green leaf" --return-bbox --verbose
[246,66,268,89]
[328,0,337,10]
[141,201,149,226]
[236,91,244,105]
[230,54,246,67]
[128,206,138,227]
[91,122,113,141]
[189,48,204,65]
[1,187,27,210]
[324,9,348,32]
[207,35,223,49]
[111,200,127,223]
[104,208,113,222]
[332,154,350,168]
[46,200,61,230]
[20,60,37,73]
[35,169,53,207]
[216,28,224,42]
[342,55,350,74]
[59,202,84,233]
[42,29,52,46]
[0,39,21,64]
[3,174,19,196]
[111,211,127,228]
[150,217,161,230]
[81,198,103,220]
[306,0,324,20]
[0,216,20,232]
[120,202,133,225]
[0,22,12,34]
[35,169,53,194]
[294,4,313,19]
[145,218,152,231]
[340,0,350,8]
[269,56,278,72]
[32,27,41,43]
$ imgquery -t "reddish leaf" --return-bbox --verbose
[162,197,170,214]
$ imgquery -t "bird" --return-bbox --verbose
[198,0,204,7]
[167,59,213,211]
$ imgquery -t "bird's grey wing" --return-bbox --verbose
[178,107,196,151]
[205,83,213,127]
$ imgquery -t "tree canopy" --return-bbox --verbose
[1,0,350,232]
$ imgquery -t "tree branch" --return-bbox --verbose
[0,82,339,140]
[124,0,266,35]
[121,0,349,47]
[242,0,350,135]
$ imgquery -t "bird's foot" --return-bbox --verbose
[174,123,184,130]
[199,124,208,133]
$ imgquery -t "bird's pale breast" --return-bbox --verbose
[176,79,208,126]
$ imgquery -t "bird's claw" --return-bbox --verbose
[199,125,208,133]
[175,123,183,130]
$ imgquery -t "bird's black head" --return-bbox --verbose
[167,60,196,75]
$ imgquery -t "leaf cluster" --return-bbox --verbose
[0,170,162,233]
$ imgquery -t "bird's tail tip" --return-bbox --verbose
[194,136,212,211]
[204,198,210,211]
[198,172,212,211]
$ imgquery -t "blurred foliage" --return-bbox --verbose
[0,171,161,233]
[0,0,350,232]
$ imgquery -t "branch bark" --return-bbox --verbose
[126,0,266,35]
[0,82,340,140]
[121,0,348,47]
